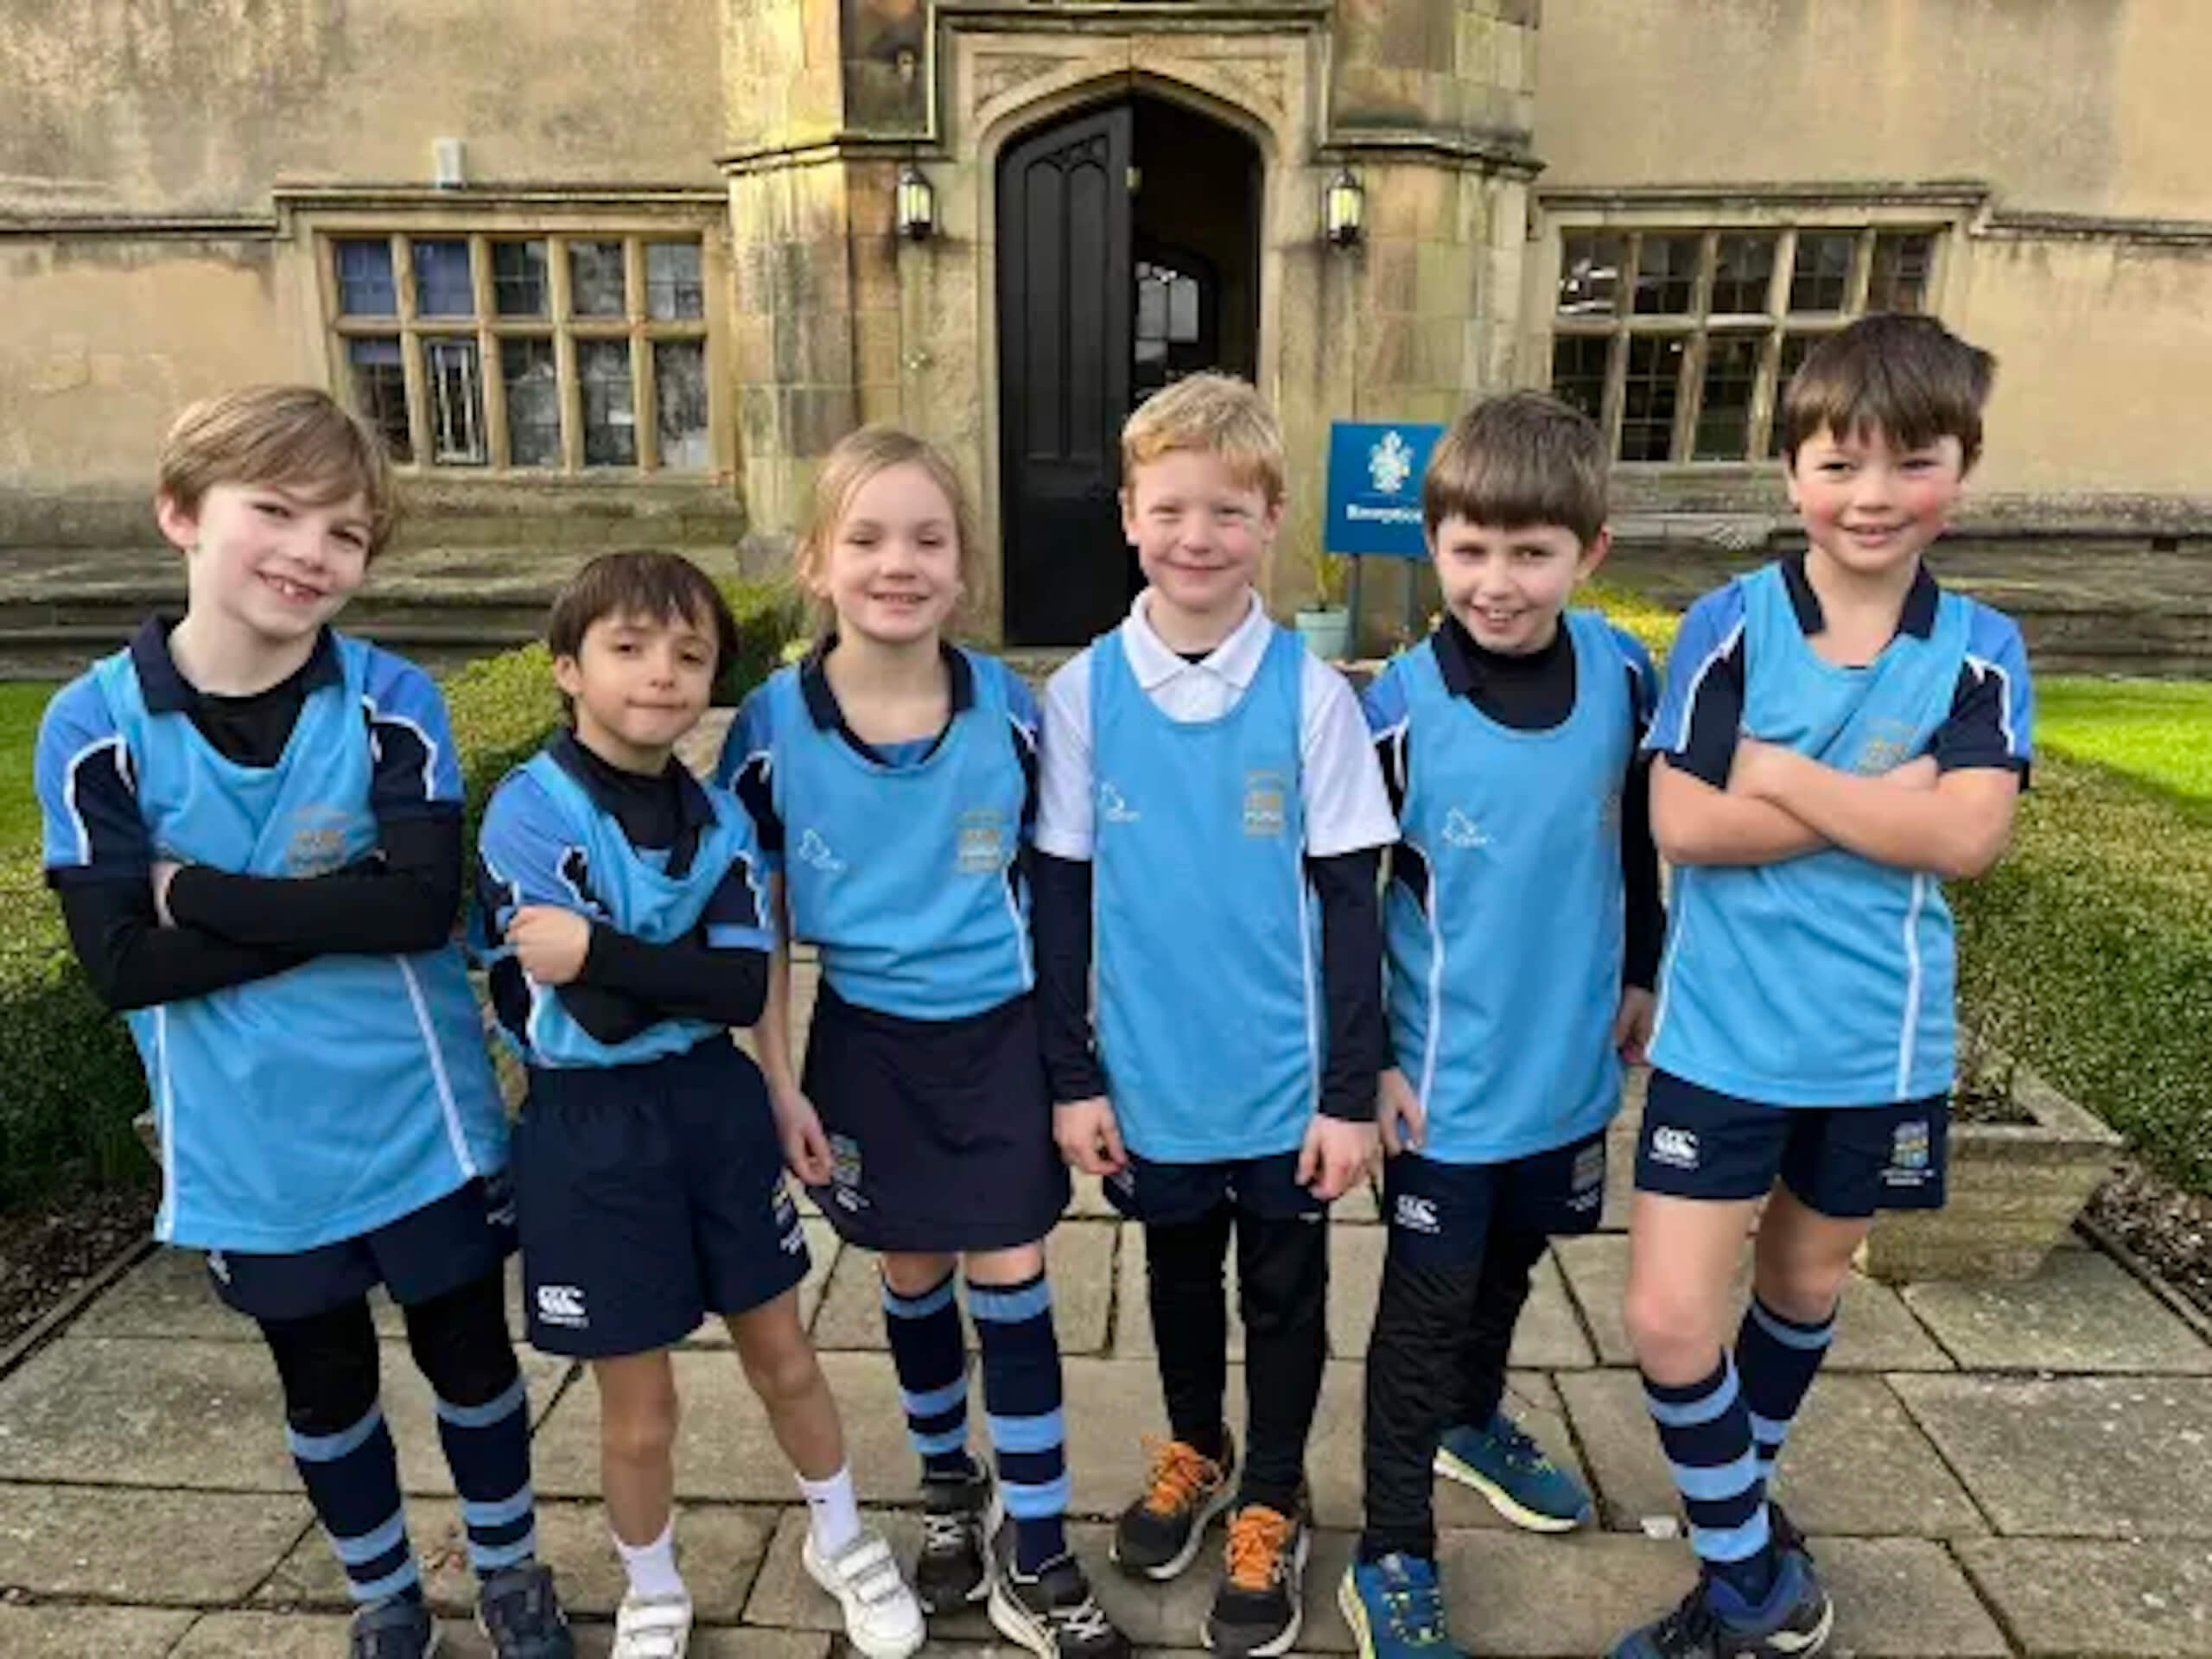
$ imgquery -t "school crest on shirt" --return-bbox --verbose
[1854,717,1919,777]
[284,805,355,877]
[1242,769,1289,838]
[956,808,1009,874]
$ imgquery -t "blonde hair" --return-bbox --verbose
[797,426,988,632]
[1120,373,1286,507]
[158,385,397,556]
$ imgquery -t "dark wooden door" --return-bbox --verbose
[999,102,1135,645]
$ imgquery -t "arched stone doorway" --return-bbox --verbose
[996,94,1263,645]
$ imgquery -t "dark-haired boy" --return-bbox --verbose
[478,550,925,1659]
[1613,314,2034,1659]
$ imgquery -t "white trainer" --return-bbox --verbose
[610,1589,693,1659]
[802,1525,925,1659]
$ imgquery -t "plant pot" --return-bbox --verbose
[1295,604,1351,662]
[1861,1062,2124,1283]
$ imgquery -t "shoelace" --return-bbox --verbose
[1049,1593,1117,1643]
[1491,1418,1557,1474]
[920,1508,973,1552]
[1224,1506,1295,1591]
[1374,1560,1449,1647]
[1139,1436,1220,1516]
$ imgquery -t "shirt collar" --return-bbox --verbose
[798,635,975,732]
[130,615,342,715]
[1431,610,1567,701]
[1781,550,1940,641]
[1122,588,1271,691]
[548,726,717,835]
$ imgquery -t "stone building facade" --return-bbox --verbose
[3,1,2209,652]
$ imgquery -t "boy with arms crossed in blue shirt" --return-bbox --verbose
[1033,374,1397,1657]
[478,552,922,1659]
[35,387,571,1659]
[1341,391,1662,1659]
[1615,315,2033,1659]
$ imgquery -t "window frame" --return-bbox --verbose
[307,211,724,479]
[1532,202,1964,469]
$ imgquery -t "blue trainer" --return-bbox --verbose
[1611,1548,1834,1659]
[1433,1411,1592,1532]
[1338,1553,1465,1659]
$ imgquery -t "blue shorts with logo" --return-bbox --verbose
[1103,1147,1326,1227]
[1634,1068,1948,1219]
[207,1176,516,1323]
[1382,1129,1608,1270]
[513,1036,810,1358]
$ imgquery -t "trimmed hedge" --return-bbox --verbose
[0,575,802,1208]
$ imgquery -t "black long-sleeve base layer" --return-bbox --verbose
[1031,846,1383,1121]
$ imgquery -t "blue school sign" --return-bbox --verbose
[1325,421,1445,558]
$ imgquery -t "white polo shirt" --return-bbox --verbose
[1035,588,1397,861]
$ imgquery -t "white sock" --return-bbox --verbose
[613,1519,686,1602]
[798,1464,862,1556]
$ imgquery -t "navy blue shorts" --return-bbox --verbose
[1103,1147,1325,1227]
[1634,1069,1949,1219]
[802,983,1069,1253]
[1382,1130,1608,1271]
[207,1176,516,1323]
[513,1037,810,1358]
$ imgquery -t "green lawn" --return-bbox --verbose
[0,683,55,854]
[2036,677,2212,807]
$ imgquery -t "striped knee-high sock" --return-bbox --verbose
[1643,1355,1774,1603]
[884,1270,977,1479]
[435,1371,538,1575]
[1736,1296,1838,1483]
[970,1272,1070,1574]
[289,1402,420,1605]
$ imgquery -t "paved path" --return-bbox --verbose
[3,980,2209,1656]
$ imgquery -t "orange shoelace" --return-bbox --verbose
[1223,1504,1294,1591]
[1140,1437,1222,1516]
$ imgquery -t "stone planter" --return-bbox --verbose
[1863,1064,2124,1283]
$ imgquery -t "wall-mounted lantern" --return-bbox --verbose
[897,166,937,241]
[1324,167,1364,249]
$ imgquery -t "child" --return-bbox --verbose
[716,427,1128,1659]
[1033,373,1397,1657]
[476,551,923,1659]
[1614,314,2033,1659]
[34,386,571,1659]
[1339,391,1663,1659]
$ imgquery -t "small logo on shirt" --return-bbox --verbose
[284,806,354,877]
[537,1284,588,1328]
[1098,782,1141,824]
[957,809,1009,874]
[1393,1193,1441,1235]
[1885,1119,1934,1186]
[794,828,847,875]
[1649,1126,1700,1171]
[1243,770,1289,838]
[1440,808,1489,850]
[1855,718,1918,777]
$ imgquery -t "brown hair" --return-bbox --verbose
[1779,313,1997,469]
[546,550,741,693]
[1423,390,1608,545]
[158,385,397,556]
[796,426,987,632]
[1120,372,1286,507]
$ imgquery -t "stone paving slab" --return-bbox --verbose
[0,1335,571,1495]
[258,1497,779,1622]
[1555,1370,1986,1537]
[810,1220,1118,1355]
[0,1482,309,1604]
[1893,1374,2212,1538]
[1955,1537,2212,1656]
[170,1611,830,1657]
[1552,1234,1955,1371]
[1901,1250,2212,1373]
[0,1604,199,1656]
